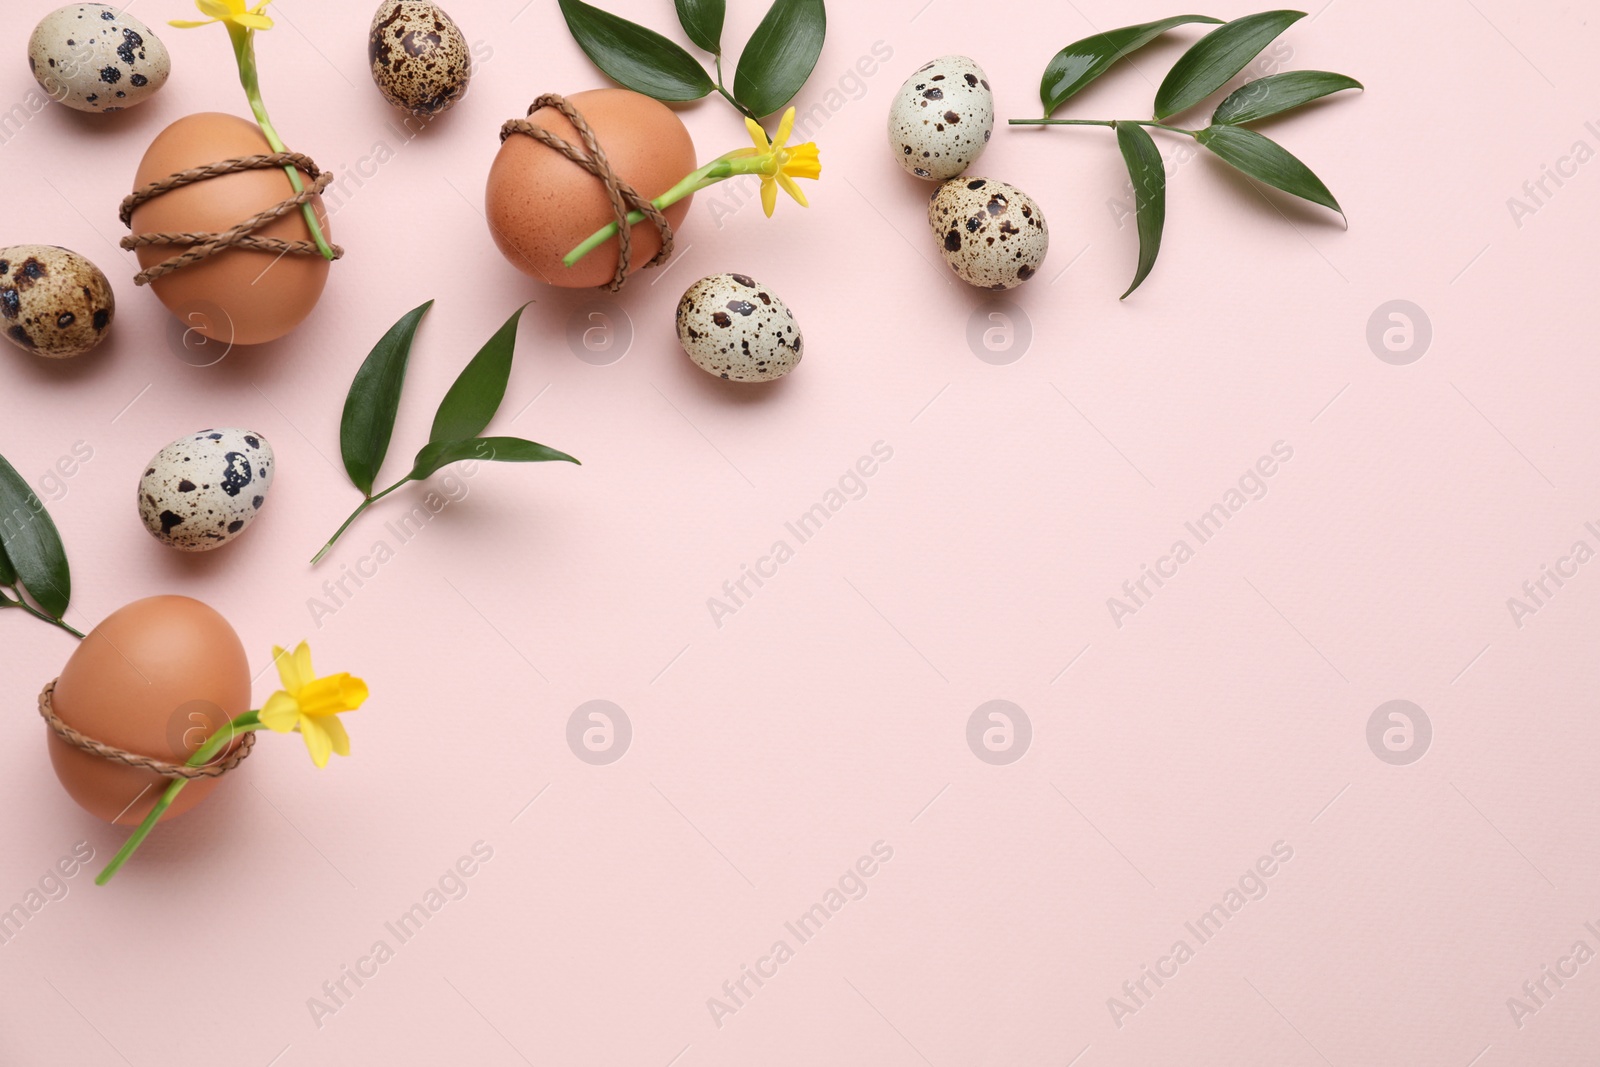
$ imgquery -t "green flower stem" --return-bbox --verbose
[228,26,336,261]
[309,477,409,565]
[96,711,265,886]
[1009,118,1199,137]
[0,587,85,639]
[564,153,772,267]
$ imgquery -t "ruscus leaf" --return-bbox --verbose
[1196,123,1341,214]
[733,0,826,118]
[1040,15,1222,116]
[676,0,725,54]
[429,305,527,446]
[0,453,70,618]
[410,437,581,482]
[1154,10,1305,119]
[1114,123,1167,298]
[340,300,433,497]
[557,0,715,101]
[0,540,16,587]
[1212,70,1362,124]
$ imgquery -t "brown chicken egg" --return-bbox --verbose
[485,88,696,289]
[48,596,251,825]
[129,113,332,345]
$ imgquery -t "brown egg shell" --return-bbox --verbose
[485,88,696,289]
[130,113,331,346]
[49,596,252,826]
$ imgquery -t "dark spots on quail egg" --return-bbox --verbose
[712,311,733,328]
[159,511,184,534]
[726,300,756,317]
[98,65,121,83]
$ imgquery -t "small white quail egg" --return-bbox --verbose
[29,5,170,113]
[368,0,472,117]
[928,177,1049,290]
[887,55,994,181]
[676,274,803,382]
[139,429,274,552]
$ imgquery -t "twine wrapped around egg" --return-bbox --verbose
[499,93,675,292]
[118,151,345,287]
[37,678,255,781]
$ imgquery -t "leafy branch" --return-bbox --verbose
[311,301,580,565]
[1011,10,1362,297]
[0,452,82,639]
[557,0,826,121]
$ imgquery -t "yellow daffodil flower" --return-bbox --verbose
[733,108,823,217]
[563,107,822,266]
[259,642,368,768]
[171,0,275,31]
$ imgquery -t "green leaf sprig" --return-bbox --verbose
[1011,10,1361,297]
[0,453,82,639]
[311,301,580,565]
[557,0,826,120]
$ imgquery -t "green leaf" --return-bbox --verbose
[557,0,715,101]
[0,540,16,587]
[1154,10,1305,120]
[1115,123,1167,299]
[733,0,826,118]
[676,0,725,54]
[1196,123,1341,214]
[0,453,70,618]
[1040,15,1222,116]
[410,437,581,482]
[429,304,526,446]
[1212,70,1362,124]
[340,300,433,497]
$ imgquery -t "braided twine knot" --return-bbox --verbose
[118,151,345,286]
[500,93,674,292]
[38,678,255,781]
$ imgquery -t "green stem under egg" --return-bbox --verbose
[96,711,265,886]
[228,25,336,261]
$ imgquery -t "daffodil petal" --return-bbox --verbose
[292,642,315,686]
[296,673,368,717]
[234,12,273,28]
[744,116,770,153]
[778,172,809,208]
[786,142,820,164]
[259,691,301,733]
[168,18,219,27]
[300,717,333,768]
[774,107,796,149]
[320,714,351,758]
[761,178,777,218]
[196,0,236,17]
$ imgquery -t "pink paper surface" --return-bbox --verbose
[2,1,1598,1064]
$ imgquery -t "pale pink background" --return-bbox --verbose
[2,0,1598,1063]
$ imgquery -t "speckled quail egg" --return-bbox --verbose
[676,274,803,382]
[29,5,170,113]
[368,0,472,118]
[929,177,1049,290]
[138,429,274,552]
[888,55,994,181]
[0,245,115,359]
